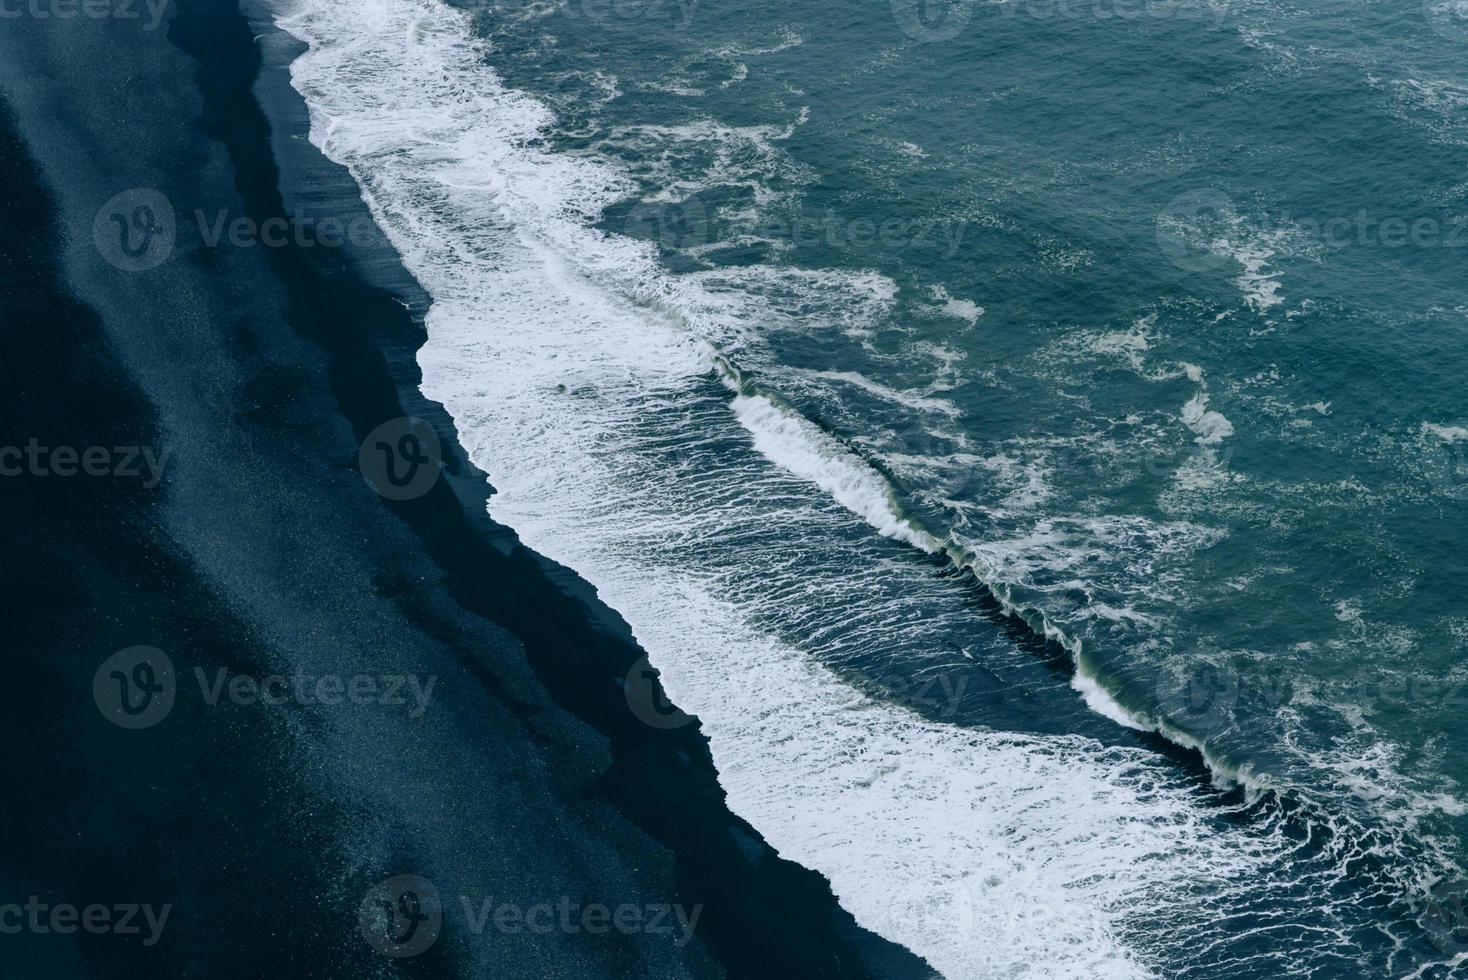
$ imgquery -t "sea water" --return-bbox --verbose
[272,0,1468,974]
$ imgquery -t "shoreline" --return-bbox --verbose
[0,0,934,977]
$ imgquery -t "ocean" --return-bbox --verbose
[266,0,1468,974]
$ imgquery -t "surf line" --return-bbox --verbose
[711,350,1275,795]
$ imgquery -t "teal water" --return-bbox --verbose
[284,0,1468,973]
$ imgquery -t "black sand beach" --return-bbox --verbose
[0,2,934,976]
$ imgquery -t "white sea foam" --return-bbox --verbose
[1423,422,1468,443]
[726,386,941,551]
[1162,195,1312,313]
[926,284,985,324]
[1091,320,1152,372]
[799,369,962,417]
[711,27,804,57]
[1072,668,1151,732]
[1181,391,1235,446]
[718,62,748,88]
[269,0,1281,973]
[1226,241,1285,313]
